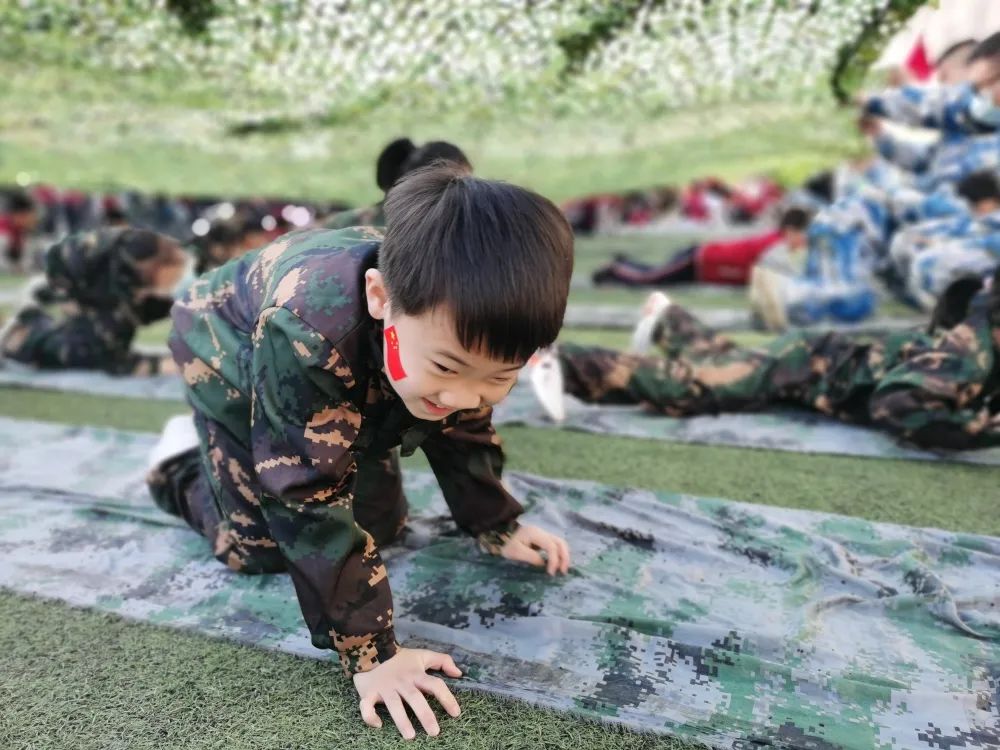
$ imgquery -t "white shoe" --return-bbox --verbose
[147,414,200,472]
[749,266,789,332]
[629,291,671,353]
[18,274,50,309]
[528,347,566,423]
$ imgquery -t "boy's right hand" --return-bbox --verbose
[353,647,462,740]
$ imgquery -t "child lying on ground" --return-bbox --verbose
[591,208,810,287]
[0,228,189,375]
[145,165,574,739]
[530,283,1000,450]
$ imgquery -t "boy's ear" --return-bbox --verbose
[365,269,390,320]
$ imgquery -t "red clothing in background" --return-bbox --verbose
[695,230,783,285]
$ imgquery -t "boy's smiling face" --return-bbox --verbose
[365,269,525,420]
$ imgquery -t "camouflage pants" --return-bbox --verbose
[559,304,930,422]
[0,306,159,375]
[148,412,408,575]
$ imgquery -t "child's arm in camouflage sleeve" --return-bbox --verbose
[419,405,524,546]
[864,84,975,137]
[251,306,399,673]
[870,316,1000,449]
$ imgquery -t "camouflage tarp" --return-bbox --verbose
[1,364,999,465]
[0,417,997,748]
[0,359,184,401]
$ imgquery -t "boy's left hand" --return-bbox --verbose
[499,524,571,576]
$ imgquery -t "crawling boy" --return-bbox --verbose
[0,228,189,375]
[146,165,575,738]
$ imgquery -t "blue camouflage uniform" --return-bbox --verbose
[797,84,1000,322]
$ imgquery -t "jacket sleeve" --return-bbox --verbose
[869,318,1000,449]
[419,405,524,552]
[864,84,974,137]
[251,306,398,673]
[873,130,936,174]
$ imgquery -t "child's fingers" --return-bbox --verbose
[534,536,560,576]
[383,692,416,740]
[506,543,546,569]
[402,688,440,737]
[358,693,382,728]
[417,674,461,717]
[557,537,571,574]
[424,651,463,678]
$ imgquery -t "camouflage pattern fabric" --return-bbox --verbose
[492,381,1000,466]
[321,202,386,230]
[166,227,522,672]
[552,302,1000,450]
[864,83,1000,193]
[0,229,175,375]
[563,305,922,332]
[0,417,997,748]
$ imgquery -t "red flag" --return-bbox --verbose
[384,325,407,380]
[906,36,934,82]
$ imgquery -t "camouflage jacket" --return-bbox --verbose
[322,202,386,230]
[169,227,523,672]
[870,294,1000,448]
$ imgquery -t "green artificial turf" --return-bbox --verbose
[0,592,693,750]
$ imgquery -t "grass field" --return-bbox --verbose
[1,232,996,750]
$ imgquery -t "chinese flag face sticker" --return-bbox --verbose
[384,325,407,381]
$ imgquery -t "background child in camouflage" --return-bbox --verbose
[0,227,189,375]
[531,281,1000,451]
[322,137,471,230]
[146,164,574,739]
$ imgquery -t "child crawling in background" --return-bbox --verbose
[146,165,574,739]
[591,207,811,287]
[0,228,189,375]
[529,280,1000,450]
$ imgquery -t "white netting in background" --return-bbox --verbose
[8,0,897,124]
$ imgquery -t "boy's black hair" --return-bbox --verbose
[376,138,417,193]
[935,39,977,68]
[969,32,1000,64]
[375,138,471,194]
[401,141,471,178]
[380,164,574,363]
[104,205,129,224]
[956,170,1000,205]
[803,170,835,204]
[236,212,267,236]
[778,207,811,231]
[6,191,35,214]
[206,220,242,247]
